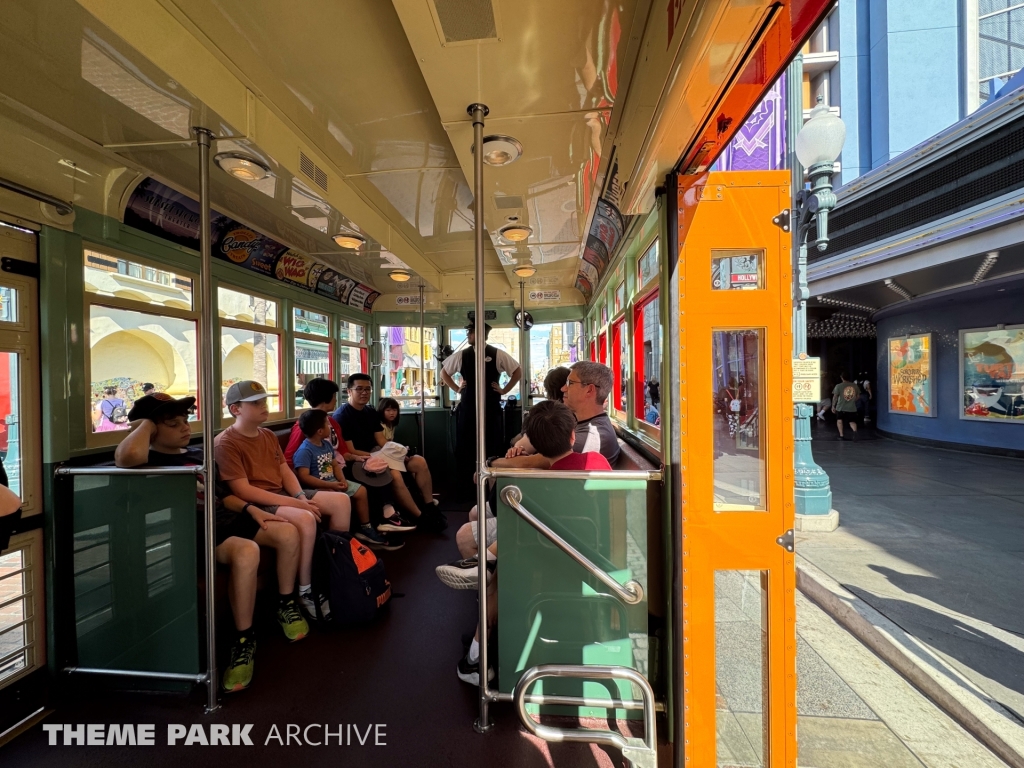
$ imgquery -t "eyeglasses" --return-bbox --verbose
[565,378,583,387]
[351,386,372,393]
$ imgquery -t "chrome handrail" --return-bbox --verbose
[55,466,203,476]
[484,468,661,481]
[499,485,645,605]
[513,665,657,768]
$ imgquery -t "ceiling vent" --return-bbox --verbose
[430,0,498,43]
[299,151,328,192]
[494,194,524,210]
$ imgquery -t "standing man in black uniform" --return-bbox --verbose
[440,323,522,494]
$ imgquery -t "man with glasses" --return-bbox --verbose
[334,372,445,532]
[497,360,620,468]
[439,322,522,495]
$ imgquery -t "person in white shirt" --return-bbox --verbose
[439,322,521,494]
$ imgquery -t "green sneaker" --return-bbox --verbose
[222,635,255,693]
[277,598,309,641]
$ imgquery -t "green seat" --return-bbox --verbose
[497,476,649,718]
[71,472,200,675]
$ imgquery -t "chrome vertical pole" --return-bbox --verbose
[518,281,526,405]
[419,282,426,457]
[194,127,219,714]
[468,102,491,734]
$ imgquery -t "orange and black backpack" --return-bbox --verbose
[313,531,392,626]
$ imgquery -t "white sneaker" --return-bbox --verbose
[299,589,330,621]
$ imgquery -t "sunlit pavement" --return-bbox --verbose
[716,573,1005,767]
[791,428,1024,763]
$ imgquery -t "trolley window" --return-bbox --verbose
[219,286,282,421]
[527,322,582,401]
[84,248,200,441]
[379,326,439,406]
[634,290,662,431]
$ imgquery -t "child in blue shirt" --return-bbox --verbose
[293,409,392,549]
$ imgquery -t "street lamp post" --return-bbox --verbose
[787,56,845,529]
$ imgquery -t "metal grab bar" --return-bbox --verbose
[0,176,73,216]
[485,468,661,481]
[64,666,206,683]
[513,665,658,768]
[55,466,203,476]
[499,485,645,605]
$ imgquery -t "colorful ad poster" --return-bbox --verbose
[123,178,380,312]
[889,334,933,417]
[576,197,624,300]
[960,325,1024,421]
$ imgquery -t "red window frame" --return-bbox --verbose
[612,318,628,416]
[633,289,660,426]
[590,339,597,362]
[598,332,607,366]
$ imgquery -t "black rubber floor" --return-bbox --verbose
[3,504,649,767]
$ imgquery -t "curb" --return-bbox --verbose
[796,558,1024,768]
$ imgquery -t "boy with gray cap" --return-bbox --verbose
[216,380,351,622]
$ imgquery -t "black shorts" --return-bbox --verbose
[215,509,261,546]
[837,411,860,427]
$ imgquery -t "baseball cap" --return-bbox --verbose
[465,322,492,336]
[127,393,196,422]
[225,380,269,405]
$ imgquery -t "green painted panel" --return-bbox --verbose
[71,473,199,674]
[497,476,649,718]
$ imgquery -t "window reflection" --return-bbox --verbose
[638,295,661,427]
[712,329,764,511]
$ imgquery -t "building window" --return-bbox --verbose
[598,332,608,367]
[219,286,281,419]
[293,307,332,410]
[527,322,583,401]
[634,291,662,430]
[446,327,522,401]
[612,318,629,418]
[379,326,439,406]
[84,249,200,439]
[978,1,1024,102]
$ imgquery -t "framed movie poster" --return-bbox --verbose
[960,325,1024,422]
[888,334,934,416]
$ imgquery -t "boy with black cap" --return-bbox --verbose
[114,391,307,694]
[216,380,351,623]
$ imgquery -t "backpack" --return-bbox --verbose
[110,405,129,424]
[312,531,392,627]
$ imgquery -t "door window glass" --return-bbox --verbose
[446,328,521,401]
[712,329,764,511]
[715,570,769,766]
[712,251,764,291]
[221,328,281,416]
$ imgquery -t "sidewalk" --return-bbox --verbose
[796,429,1024,760]
[715,571,1007,767]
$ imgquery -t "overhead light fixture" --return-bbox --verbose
[389,269,411,282]
[973,251,999,283]
[214,152,270,182]
[332,231,366,249]
[513,264,536,278]
[884,278,913,301]
[472,135,523,166]
[499,223,533,242]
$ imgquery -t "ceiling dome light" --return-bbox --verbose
[513,264,536,278]
[332,231,366,249]
[472,135,523,166]
[499,223,533,243]
[389,269,411,282]
[214,153,270,182]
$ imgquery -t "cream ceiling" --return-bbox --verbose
[0,0,789,306]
